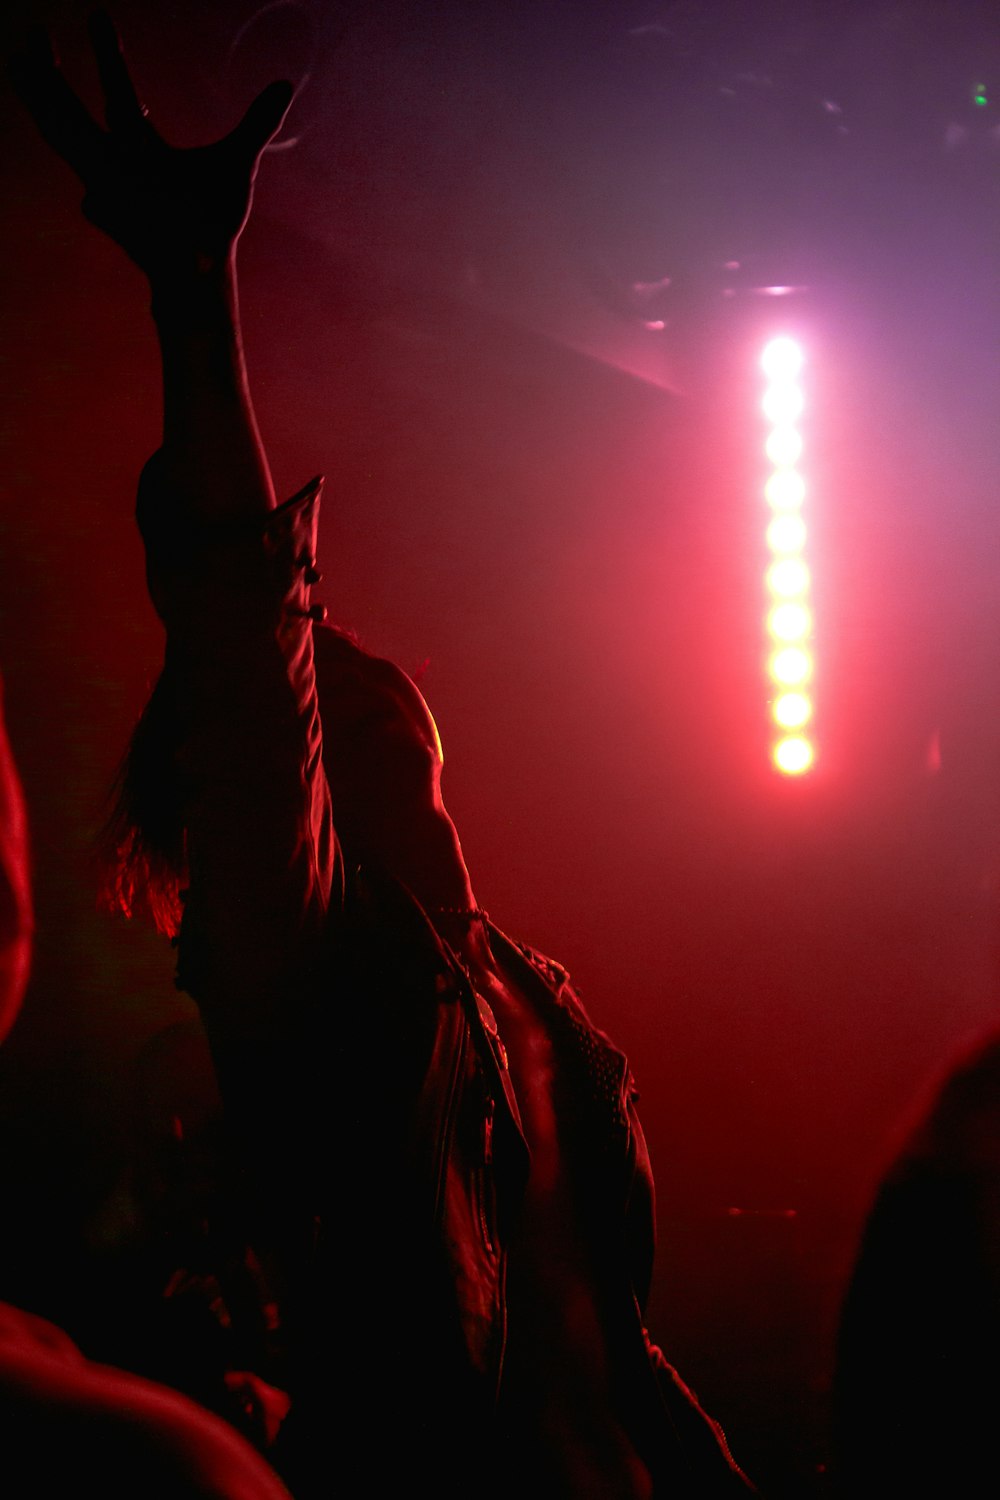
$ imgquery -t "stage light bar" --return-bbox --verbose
[760,336,814,775]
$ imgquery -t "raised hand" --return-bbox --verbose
[11,12,292,278]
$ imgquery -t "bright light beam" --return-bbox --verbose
[760,336,815,775]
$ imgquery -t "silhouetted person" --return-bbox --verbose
[16,17,752,1497]
[834,1030,1000,1495]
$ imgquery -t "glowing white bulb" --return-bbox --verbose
[766,426,803,466]
[762,383,804,424]
[766,514,807,553]
[773,692,812,729]
[761,337,804,380]
[773,736,814,775]
[773,735,815,774]
[769,647,812,687]
[768,603,811,642]
[767,558,810,597]
[765,471,806,510]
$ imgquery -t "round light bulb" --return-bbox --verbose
[768,603,811,642]
[767,514,807,553]
[769,647,812,687]
[767,558,810,597]
[761,338,804,380]
[773,736,814,775]
[765,471,806,510]
[773,692,812,729]
[766,427,804,466]
[762,383,804,424]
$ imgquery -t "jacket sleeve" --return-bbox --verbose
[136,454,342,1046]
[620,1090,755,1493]
[643,1333,757,1493]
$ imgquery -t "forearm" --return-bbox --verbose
[137,251,339,1021]
[149,251,275,523]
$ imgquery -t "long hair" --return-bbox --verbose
[100,665,187,938]
[100,623,371,939]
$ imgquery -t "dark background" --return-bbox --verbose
[1,1,998,1491]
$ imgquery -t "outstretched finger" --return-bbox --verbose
[227,79,294,163]
[88,10,154,141]
[9,25,106,180]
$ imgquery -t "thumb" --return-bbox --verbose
[229,79,294,161]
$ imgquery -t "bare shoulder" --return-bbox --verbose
[0,1304,289,1499]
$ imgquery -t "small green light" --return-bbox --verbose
[973,82,988,106]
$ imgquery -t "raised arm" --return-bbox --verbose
[12,13,290,522]
[15,17,338,1038]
